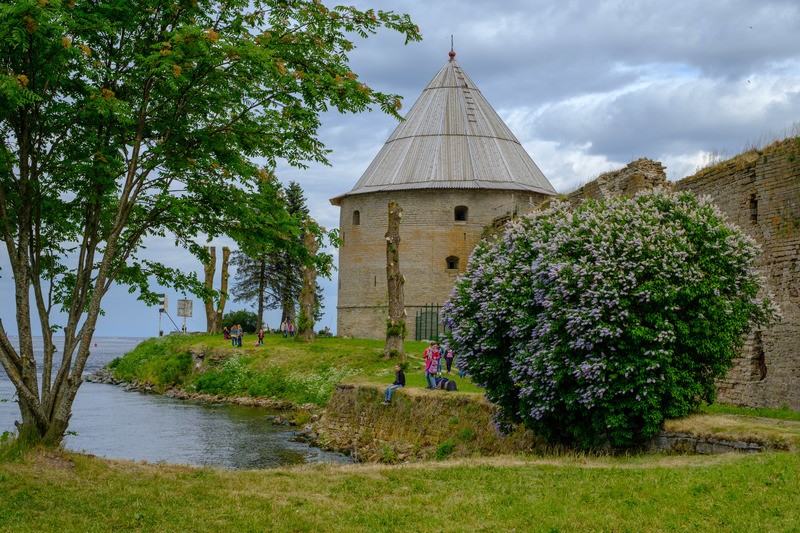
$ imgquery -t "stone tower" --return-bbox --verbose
[331,51,557,340]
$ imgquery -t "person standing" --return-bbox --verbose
[237,324,243,347]
[435,342,443,373]
[424,342,438,389]
[280,320,288,338]
[383,364,405,404]
[288,322,295,338]
[230,325,238,347]
[257,329,264,346]
[444,348,455,373]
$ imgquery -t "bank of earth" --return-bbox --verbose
[104,334,800,462]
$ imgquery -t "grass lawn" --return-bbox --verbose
[4,334,800,530]
[1,447,799,532]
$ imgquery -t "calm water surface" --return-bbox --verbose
[0,336,348,469]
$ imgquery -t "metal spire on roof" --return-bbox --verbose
[449,35,455,61]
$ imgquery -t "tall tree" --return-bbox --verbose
[297,225,319,342]
[0,0,420,445]
[202,245,230,334]
[203,246,218,332]
[229,190,334,334]
[385,201,405,358]
[277,181,310,325]
[214,246,231,333]
[230,180,315,328]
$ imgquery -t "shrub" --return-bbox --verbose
[458,428,477,442]
[222,309,259,333]
[442,191,779,449]
[435,439,457,460]
[110,336,192,387]
[189,356,355,405]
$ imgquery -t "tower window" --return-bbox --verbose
[352,210,361,225]
[446,256,460,270]
[454,205,468,221]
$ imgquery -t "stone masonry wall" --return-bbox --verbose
[675,139,800,409]
[564,158,669,206]
[337,189,548,340]
[565,141,800,409]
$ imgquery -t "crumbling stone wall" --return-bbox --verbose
[563,141,800,410]
[564,158,669,207]
[675,139,800,409]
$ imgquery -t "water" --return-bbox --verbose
[0,337,348,469]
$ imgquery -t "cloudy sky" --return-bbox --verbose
[4,0,800,338]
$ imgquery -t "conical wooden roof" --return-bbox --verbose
[331,52,556,205]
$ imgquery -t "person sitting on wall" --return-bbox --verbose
[383,364,406,405]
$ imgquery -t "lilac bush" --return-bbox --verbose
[442,190,779,448]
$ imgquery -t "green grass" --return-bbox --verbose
[109,334,483,405]
[1,448,799,532]
[700,403,800,422]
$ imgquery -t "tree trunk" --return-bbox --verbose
[297,229,318,342]
[385,201,405,358]
[214,246,230,332]
[204,246,217,333]
[257,256,266,332]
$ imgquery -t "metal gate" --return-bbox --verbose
[415,304,444,341]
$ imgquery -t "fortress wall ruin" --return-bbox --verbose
[566,140,800,409]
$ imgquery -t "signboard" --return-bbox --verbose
[177,299,193,318]
[158,293,168,312]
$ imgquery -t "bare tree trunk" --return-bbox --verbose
[214,246,230,332]
[256,256,266,332]
[297,229,318,342]
[203,246,217,333]
[385,201,405,358]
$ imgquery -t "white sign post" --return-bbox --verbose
[177,299,193,334]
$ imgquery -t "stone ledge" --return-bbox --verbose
[647,432,765,454]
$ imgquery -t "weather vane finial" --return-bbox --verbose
[449,35,456,61]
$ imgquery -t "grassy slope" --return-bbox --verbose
[1,448,799,532]
[110,333,484,404]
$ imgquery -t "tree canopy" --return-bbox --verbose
[442,191,779,449]
[0,0,420,444]
[228,180,323,331]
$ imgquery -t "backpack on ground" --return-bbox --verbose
[445,379,458,392]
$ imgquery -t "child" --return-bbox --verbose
[383,364,405,404]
